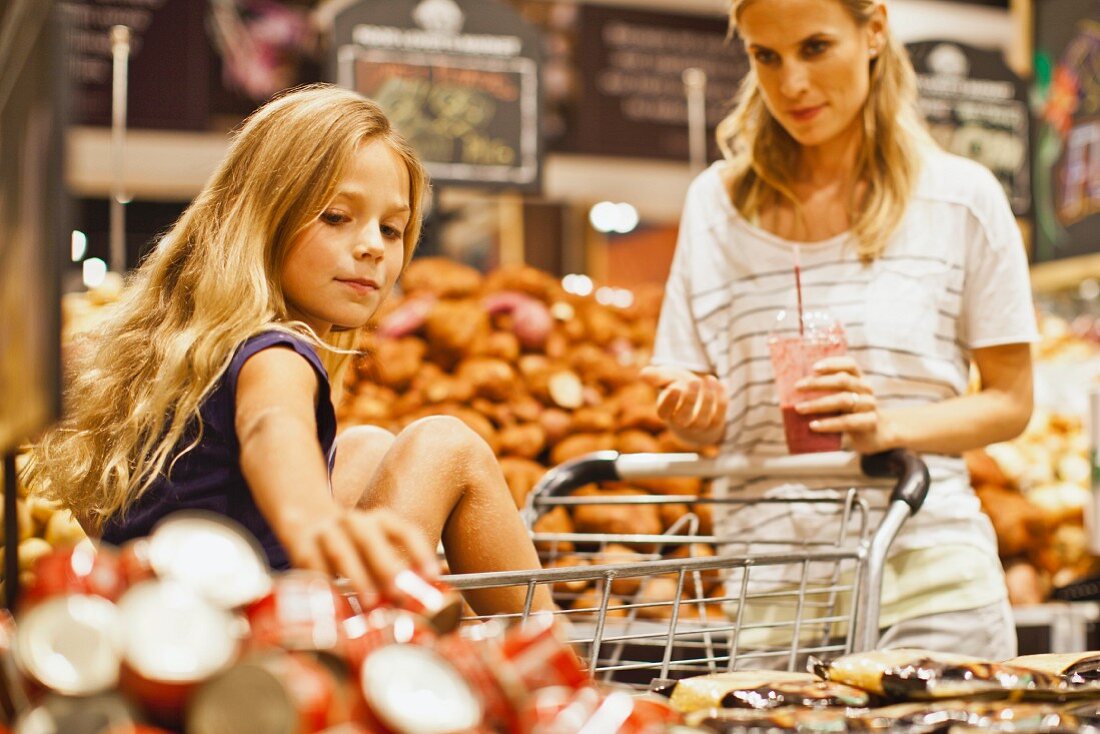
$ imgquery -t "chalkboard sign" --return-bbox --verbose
[330,0,542,191]
[1032,0,1100,264]
[908,40,1031,217]
[570,5,749,162]
[58,0,208,129]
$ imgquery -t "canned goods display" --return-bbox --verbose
[384,571,463,635]
[144,513,272,610]
[188,651,355,734]
[115,580,241,722]
[247,571,356,653]
[359,643,483,734]
[21,545,126,609]
[14,595,122,697]
[341,608,435,673]
[12,692,144,734]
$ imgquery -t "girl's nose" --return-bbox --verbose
[354,229,385,259]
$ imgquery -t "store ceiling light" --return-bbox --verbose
[588,201,639,234]
[83,257,107,289]
[71,230,87,262]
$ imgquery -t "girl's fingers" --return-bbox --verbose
[349,514,411,597]
[378,511,439,579]
[318,528,375,599]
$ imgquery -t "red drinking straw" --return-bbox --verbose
[794,245,804,336]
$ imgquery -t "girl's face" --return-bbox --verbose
[281,139,411,337]
[738,0,884,150]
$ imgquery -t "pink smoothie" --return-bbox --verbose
[768,326,847,454]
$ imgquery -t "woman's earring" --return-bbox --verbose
[868,46,878,58]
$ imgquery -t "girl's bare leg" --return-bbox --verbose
[330,425,395,509]
[332,416,553,616]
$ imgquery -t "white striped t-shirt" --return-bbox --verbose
[652,150,1038,584]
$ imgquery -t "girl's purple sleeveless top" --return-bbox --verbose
[101,331,337,569]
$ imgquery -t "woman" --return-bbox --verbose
[642,0,1035,658]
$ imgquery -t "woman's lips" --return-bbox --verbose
[789,104,825,122]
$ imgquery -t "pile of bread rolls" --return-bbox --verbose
[971,313,1100,605]
[337,260,719,592]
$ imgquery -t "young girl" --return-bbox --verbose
[644,0,1035,658]
[23,84,551,615]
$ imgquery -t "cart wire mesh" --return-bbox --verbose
[444,449,929,688]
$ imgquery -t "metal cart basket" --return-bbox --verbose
[443,448,929,688]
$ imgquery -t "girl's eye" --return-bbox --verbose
[381,225,405,240]
[320,211,348,225]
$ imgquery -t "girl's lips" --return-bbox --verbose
[336,278,379,295]
[789,105,825,122]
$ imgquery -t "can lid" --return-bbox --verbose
[187,658,304,734]
[361,644,483,733]
[15,595,122,696]
[14,692,139,734]
[148,512,272,609]
[116,580,239,682]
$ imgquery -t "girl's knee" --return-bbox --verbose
[335,424,396,462]
[399,416,494,465]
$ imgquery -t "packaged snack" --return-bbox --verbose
[812,648,1060,700]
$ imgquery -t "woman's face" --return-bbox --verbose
[281,139,411,337]
[737,0,884,150]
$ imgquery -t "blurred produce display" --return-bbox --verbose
[337,258,716,524]
[971,313,1100,605]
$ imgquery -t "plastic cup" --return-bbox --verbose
[768,310,848,454]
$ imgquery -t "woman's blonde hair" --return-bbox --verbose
[23,84,428,531]
[717,0,933,260]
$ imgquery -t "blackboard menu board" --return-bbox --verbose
[1032,0,1100,264]
[571,5,749,162]
[908,40,1031,217]
[330,0,542,191]
[58,0,208,129]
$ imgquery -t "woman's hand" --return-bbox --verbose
[794,356,897,454]
[286,507,440,606]
[641,365,729,446]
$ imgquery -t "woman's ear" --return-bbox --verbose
[867,3,888,54]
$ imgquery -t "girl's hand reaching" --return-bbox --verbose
[641,365,729,446]
[287,507,440,606]
[793,356,897,454]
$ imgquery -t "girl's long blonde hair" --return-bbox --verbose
[23,84,428,531]
[717,0,933,260]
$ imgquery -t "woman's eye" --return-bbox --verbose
[753,50,777,65]
[803,40,829,56]
[320,211,347,225]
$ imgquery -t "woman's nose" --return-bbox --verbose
[779,61,810,99]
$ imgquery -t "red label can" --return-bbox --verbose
[246,571,356,653]
[22,545,126,609]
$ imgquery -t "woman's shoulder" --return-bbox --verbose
[682,161,740,224]
[912,148,1005,211]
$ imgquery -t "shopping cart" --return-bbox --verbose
[444,448,929,689]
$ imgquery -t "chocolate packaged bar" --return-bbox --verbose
[683,705,856,733]
[1006,653,1100,684]
[669,670,871,713]
[811,648,1061,700]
